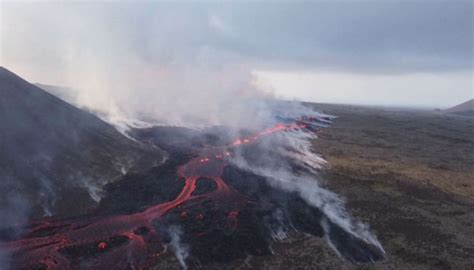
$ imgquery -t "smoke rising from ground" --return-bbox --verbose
[167,226,190,269]
[2,2,278,131]
[229,119,385,258]
[0,2,387,265]
[3,1,472,109]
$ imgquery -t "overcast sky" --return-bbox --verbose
[1,0,472,108]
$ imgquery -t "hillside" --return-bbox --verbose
[445,99,474,116]
[0,67,163,225]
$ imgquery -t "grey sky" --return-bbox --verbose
[0,0,472,108]
[205,1,473,73]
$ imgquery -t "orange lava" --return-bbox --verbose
[0,117,322,269]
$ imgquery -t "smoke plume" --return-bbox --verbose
[0,2,386,266]
[229,116,385,259]
[2,2,279,131]
[167,226,190,269]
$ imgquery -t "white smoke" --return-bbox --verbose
[1,2,386,265]
[1,2,278,132]
[229,125,385,256]
[167,226,189,269]
[37,175,55,217]
[267,208,289,241]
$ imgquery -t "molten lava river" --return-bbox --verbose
[0,116,385,269]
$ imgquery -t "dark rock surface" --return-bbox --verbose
[0,67,163,222]
[169,104,473,269]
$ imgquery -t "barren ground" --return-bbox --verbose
[188,103,474,270]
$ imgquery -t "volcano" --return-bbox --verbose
[0,67,163,221]
[0,67,384,269]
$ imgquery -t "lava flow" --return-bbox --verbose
[0,117,323,269]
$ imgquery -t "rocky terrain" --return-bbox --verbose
[1,66,472,269]
[192,104,474,269]
[314,104,474,269]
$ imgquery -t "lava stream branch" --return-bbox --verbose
[0,117,326,269]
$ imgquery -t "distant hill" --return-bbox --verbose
[444,99,474,116]
[0,67,163,224]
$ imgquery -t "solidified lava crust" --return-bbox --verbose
[0,117,384,269]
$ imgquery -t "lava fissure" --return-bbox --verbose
[0,116,384,269]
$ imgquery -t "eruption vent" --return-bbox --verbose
[0,110,384,269]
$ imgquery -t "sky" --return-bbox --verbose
[0,0,472,109]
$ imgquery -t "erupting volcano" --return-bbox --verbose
[0,113,384,269]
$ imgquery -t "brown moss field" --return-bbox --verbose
[157,103,474,269]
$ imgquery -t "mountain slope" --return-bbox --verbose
[444,99,474,116]
[0,67,163,225]
[34,83,77,105]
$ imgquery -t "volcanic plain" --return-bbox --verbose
[168,103,474,270]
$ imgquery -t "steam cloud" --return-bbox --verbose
[229,114,385,259]
[1,2,385,266]
[167,226,190,269]
[2,2,278,131]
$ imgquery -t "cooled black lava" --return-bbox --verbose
[0,117,384,269]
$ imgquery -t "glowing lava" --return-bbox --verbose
[0,117,324,269]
